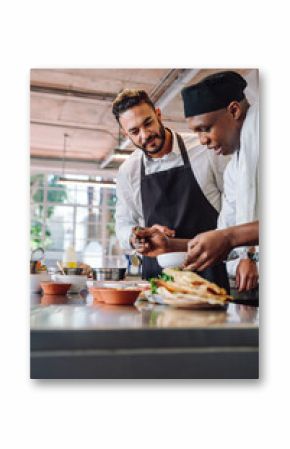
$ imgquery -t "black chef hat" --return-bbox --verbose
[181,71,247,118]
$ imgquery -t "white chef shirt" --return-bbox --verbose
[218,103,259,229]
[218,103,259,277]
[116,131,231,252]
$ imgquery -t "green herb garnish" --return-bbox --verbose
[149,273,174,294]
[149,278,158,294]
[159,273,174,282]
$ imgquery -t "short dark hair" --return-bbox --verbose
[112,89,155,122]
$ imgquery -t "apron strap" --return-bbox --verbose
[140,153,146,178]
[176,133,190,167]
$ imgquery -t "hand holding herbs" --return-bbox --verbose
[133,226,173,257]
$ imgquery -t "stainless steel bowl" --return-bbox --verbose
[92,268,126,281]
[62,268,84,275]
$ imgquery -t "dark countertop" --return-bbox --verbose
[30,292,259,379]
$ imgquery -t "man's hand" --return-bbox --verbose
[130,225,174,250]
[150,224,175,238]
[183,229,232,271]
[132,225,174,257]
[236,259,259,292]
[130,227,145,250]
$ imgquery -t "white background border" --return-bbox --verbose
[1,1,289,448]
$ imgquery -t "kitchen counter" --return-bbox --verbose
[30,292,259,379]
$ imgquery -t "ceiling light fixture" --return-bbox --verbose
[58,132,116,188]
[112,149,132,160]
[100,127,133,168]
[60,132,69,178]
[58,177,116,189]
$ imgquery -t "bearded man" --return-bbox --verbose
[113,88,230,289]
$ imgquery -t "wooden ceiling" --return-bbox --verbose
[30,68,257,175]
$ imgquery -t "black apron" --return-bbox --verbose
[140,132,230,293]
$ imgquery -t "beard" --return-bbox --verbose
[134,120,166,156]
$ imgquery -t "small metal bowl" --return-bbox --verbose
[92,268,126,281]
[62,267,84,275]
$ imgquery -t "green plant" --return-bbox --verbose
[30,175,67,248]
[106,192,117,237]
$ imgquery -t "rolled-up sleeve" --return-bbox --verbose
[115,166,141,253]
[217,156,251,273]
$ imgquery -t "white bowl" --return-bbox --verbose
[157,252,187,268]
[30,273,50,293]
[52,274,87,293]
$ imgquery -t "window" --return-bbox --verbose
[30,174,120,267]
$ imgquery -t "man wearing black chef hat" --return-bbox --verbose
[181,71,259,292]
[181,71,250,156]
[136,71,259,292]
[113,87,231,291]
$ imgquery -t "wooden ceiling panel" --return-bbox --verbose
[30,123,114,160]
[30,68,258,173]
[30,69,170,95]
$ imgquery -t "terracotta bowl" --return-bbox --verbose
[89,287,105,303]
[97,288,142,305]
[40,282,71,295]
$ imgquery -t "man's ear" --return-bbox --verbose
[227,101,242,120]
[119,126,127,138]
[155,107,162,120]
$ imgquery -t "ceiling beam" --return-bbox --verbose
[30,83,117,101]
[31,119,118,139]
[30,156,118,177]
